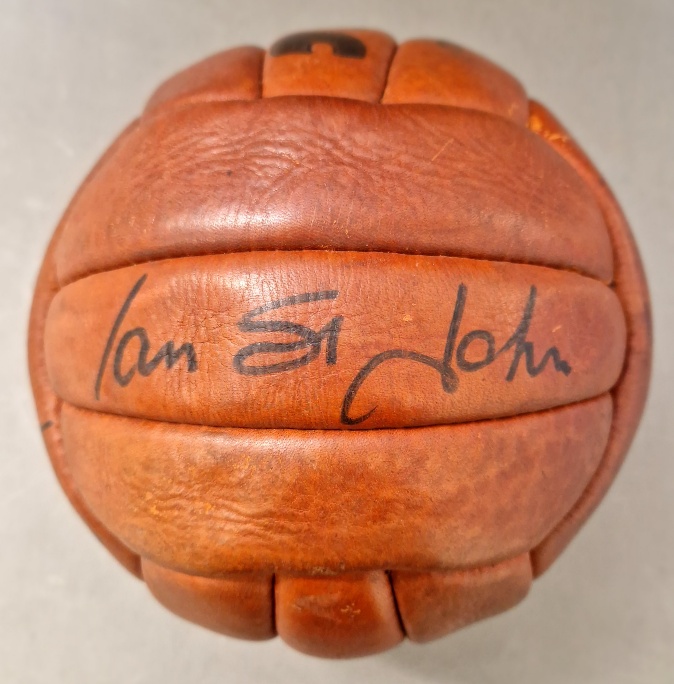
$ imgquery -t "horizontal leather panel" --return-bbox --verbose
[46,251,625,429]
[61,395,612,575]
[53,97,613,286]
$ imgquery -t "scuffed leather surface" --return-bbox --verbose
[275,572,404,658]
[60,397,612,575]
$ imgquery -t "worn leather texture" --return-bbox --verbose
[28,30,652,658]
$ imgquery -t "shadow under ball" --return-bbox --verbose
[29,30,652,658]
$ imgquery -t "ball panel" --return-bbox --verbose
[60,396,611,576]
[45,251,625,429]
[391,553,532,642]
[263,30,396,103]
[382,40,528,124]
[144,47,264,115]
[275,572,403,658]
[526,102,652,575]
[142,559,275,640]
[53,98,613,286]
[28,122,143,577]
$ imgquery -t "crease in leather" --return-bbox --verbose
[53,98,614,286]
[54,245,612,293]
[59,395,613,575]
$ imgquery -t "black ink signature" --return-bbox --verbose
[340,284,572,424]
[94,274,198,399]
[232,284,571,426]
[96,278,570,428]
[233,291,343,376]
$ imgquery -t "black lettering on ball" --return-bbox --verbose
[270,32,367,59]
[456,330,496,372]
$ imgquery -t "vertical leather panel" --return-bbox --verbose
[144,47,264,114]
[27,122,142,577]
[528,101,652,575]
[391,554,532,642]
[263,30,396,102]
[275,572,404,657]
[142,560,275,640]
[382,40,528,124]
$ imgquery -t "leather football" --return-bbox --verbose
[29,30,652,658]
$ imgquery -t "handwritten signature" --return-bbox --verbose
[95,275,571,425]
[94,275,197,401]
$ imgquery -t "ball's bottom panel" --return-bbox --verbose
[276,572,403,658]
[141,556,532,657]
[391,553,532,642]
[142,560,275,640]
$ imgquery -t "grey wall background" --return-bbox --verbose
[2,0,672,682]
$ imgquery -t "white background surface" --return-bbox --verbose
[2,1,672,682]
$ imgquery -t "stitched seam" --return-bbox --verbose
[527,103,643,569]
[270,573,277,636]
[57,247,610,291]
[377,43,398,103]
[386,570,408,637]
[58,393,611,433]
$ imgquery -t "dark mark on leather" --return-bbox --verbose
[270,32,367,59]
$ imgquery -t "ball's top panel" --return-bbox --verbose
[144,31,528,123]
[382,40,528,123]
[263,30,396,102]
[145,47,265,112]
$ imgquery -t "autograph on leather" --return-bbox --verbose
[95,274,572,425]
[94,275,198,401]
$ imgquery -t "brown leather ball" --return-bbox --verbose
[29,30,652,658]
